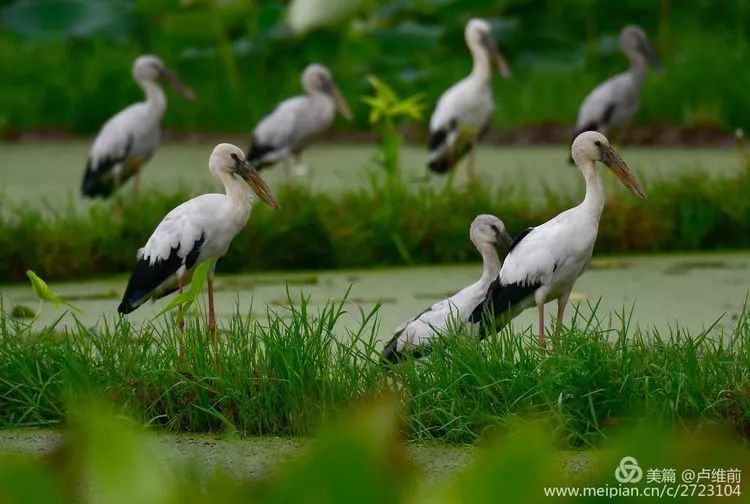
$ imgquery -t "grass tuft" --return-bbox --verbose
[1,294,749,447]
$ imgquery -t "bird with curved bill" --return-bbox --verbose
[572,25,660,151]
[427,18,511,182]
[246,63,352,179]
[118,144,280,356]
[382,214,514,364]
[82,55,195,199]
[482,131,646,349]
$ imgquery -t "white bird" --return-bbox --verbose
[118,144,279,349]
[484,132,646,348]
[382,214,513,363]
[246,63,352,177]
[82,55,195,198]
[573,25,660,144]
[427,18,511,180]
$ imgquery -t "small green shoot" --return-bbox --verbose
[26,269,81,313]
[362,75,424,177]
[153,259,213,321]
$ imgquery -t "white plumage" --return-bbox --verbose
[382,214,513,363]
[247,63,351,175]
[118,143,280,342]
[82,55,195,198]
[486,132,646,348]
[427,18,510,178]
[574,25,660,143]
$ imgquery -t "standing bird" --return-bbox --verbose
[246,63,352,178]
[382,214,513,364]
[82,55,195,198]
[427,18,511,181]
[485,132,646,348]
[573,25,660,145]
[118,144,280,347]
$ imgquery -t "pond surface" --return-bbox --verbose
[0,428,588,484]
[0,141,741,210]
[2,252,748,338]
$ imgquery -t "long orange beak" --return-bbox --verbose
[599,144,646,198]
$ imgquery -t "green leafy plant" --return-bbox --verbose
[25,270,81,315]
[361,75,424,177]
[154,259,213,321]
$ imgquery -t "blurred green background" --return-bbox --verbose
[1,0,748,137]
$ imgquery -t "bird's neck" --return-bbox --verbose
[626,53,648,84]
[469,45,492,84]
[476,242,501,283]
[217,170,251,211]
[580,161,605,216]
[139,79,167,116]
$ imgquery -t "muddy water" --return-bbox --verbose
[2,252,749,338]
[0,429,474,482]
[0,141,741,210]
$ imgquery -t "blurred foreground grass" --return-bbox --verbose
[0,398,748,503]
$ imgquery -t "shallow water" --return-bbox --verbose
[0,141,741,210]
[2,252,748,338]
[0,428,475,482]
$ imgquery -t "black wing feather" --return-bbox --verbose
[82,135,134,198]
[246,135,277,170]
[381,306,433,365]
[118,234,205,314]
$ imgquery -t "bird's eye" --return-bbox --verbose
[230,153,240,162]
[594,140,601,146]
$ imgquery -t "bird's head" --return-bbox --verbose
[302,63,352,120]
[571,131,647,199]
[620,25,660,70]
[133,54,196,101]
[465,18,511,78]
[471,214,513,250]
[209,143,280,210]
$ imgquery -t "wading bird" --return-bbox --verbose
[82,55,195,198]
[573,25,660,144]
[427,18,511,181]
[118,144,279,350]
[246,63,352,178]
[485,132,646,348]
[382,214,513,363]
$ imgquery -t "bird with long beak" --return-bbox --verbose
[383,214,514,364]
[427,18,511,181]
[480,132,646,349]
[246,63,352,179]
[118,144,279,355]
[82,54,195,199]
[572,25,661,148]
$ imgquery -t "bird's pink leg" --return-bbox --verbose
[555,292,570,340]
[113,171,123,221]
[177,278,185,361]
[465,143,477,184]
[132,168,141,199]
[537,301,547,349]
[207,271,216,346]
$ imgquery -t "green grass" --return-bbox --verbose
[2,163,750,282]
[1,293,749,447]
